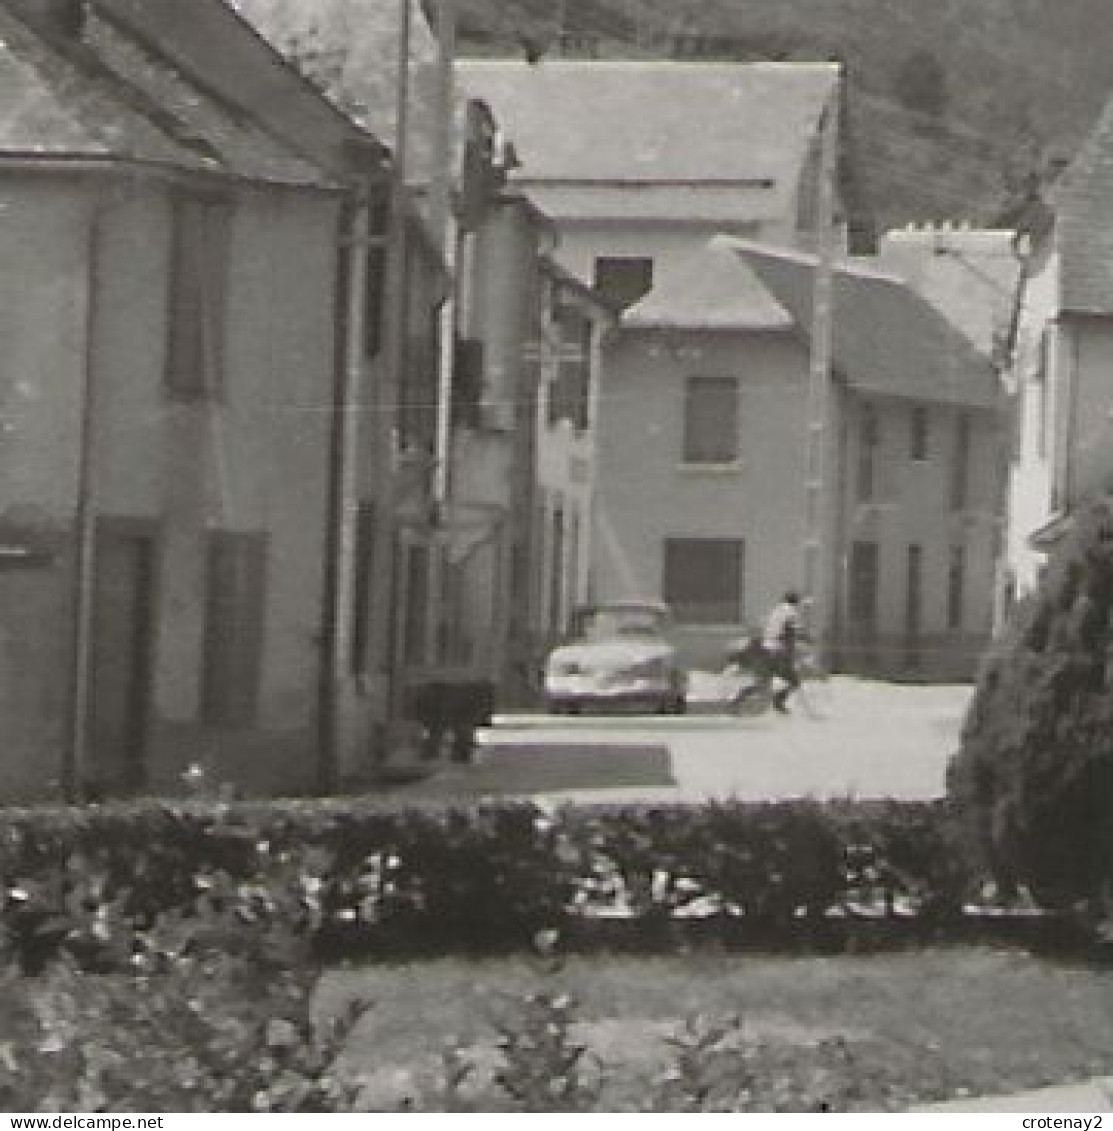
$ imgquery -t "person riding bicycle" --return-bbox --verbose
[762,590,806,713]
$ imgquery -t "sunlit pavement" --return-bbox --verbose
[473,677,975,804]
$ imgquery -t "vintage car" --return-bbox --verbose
[543,601,688,715]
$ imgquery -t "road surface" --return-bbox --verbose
[404,677,975,804]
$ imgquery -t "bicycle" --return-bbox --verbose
[723,643,833,719]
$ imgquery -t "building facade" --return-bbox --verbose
[0,0,393,800]
[1000,99,1113,610]
[737,242,1004,679]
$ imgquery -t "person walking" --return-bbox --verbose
[762,590,805,713]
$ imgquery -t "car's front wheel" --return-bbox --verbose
[547,699,581,716]
[657,693,686,715]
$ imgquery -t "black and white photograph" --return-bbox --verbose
[0,0,1112,1115]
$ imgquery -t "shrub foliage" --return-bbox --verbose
[0,792,1035,1110]
[949,496,1113,907]
[0,795,975,972]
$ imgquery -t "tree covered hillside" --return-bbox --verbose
[234,0,1113,232]
[450,0,1113,230]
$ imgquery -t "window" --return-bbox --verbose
[663,538,744,624]
[947,544,965,631]
[364,241,386,359]
[910,405,929,461]
[202,531,267,725]
[166,193,233,400]
[951,412,971,510]
[548,505,565,636]
[548,307,593,431]
[848,540,879,628]
[363,188,389,358]
[402,541,429,666]
[1034,329,1049,460]
[857,404,879,502]
[452,337,484,427]
[592,256,653,310]
[684,376,739,464]
[905,543,923,642]
[350,501,376,675]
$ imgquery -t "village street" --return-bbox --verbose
[406,678,974,804]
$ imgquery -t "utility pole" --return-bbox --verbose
[804,75,840,663]
[426,0,456,668]
[375,0,412,706]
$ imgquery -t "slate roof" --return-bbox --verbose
[234,0,441,183]
[623,236,792,331]
[0,6,327,185]
[456,60,836,220]
[1051,95,1113,316]
[516,182,780,226]
[729,239,1000,409]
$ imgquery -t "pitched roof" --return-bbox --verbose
[233,0,441,181]
[457,60,836,219]
[100,0,389,178]
[623,236,791,331]
[0,6,329,185]
[729,239,1000,409]
[511,182,781,225]
[1051,95,1113,315]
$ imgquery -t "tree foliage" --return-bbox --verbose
[948,496,1113,908]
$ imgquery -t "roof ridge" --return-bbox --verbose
[458,59,839,70]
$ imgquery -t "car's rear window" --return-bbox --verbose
[582,608,665,639]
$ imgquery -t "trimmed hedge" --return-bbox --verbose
[0,795,990,968]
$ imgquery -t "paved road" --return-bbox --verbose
[469,677,973,804]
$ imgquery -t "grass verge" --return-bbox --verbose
[320,947,1113,1111]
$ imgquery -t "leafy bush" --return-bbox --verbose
[949,496,1113,909]
[0,857,368,1112]
[0,794,984,970]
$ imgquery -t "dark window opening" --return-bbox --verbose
[452,337,485,427]
[948,544,965,631]
[351,501,376,675]
[905,543,923,667]
[593,256,654,310]
[548,506,565,636]
[364,242,386,358]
